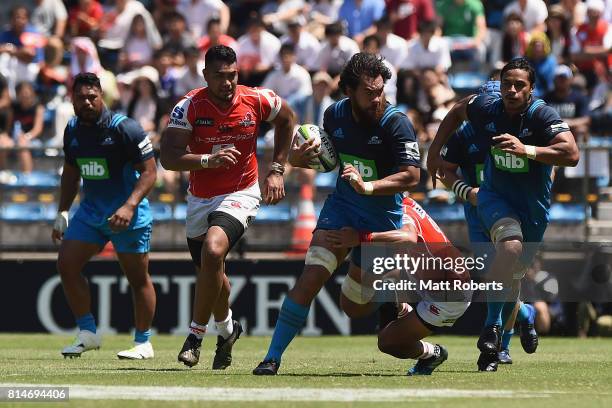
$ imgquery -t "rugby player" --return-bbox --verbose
[428,58,579,370]
[53,73,157,359]
[253,53,421,375]
[160,45,295,369]
[334,196,471,375]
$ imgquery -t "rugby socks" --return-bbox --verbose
[134,329,151,344]
[264,297,310,363]
[516,302,532,323]
[501,300,517,327]
[418,341,436,359]
[484,301,504,327]
[76,313,96,333]
[501,329,514,350]
[189,321,207,340]
[215,309,234,340]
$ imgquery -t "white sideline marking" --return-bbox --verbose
[0,384,551,401]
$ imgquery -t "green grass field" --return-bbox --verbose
[1,334,611,408]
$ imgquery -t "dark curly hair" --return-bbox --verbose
[205,45,237,68]
[338,53,392,94]
[501,57,536,86]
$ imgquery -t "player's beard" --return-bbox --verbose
[354,99,385,125]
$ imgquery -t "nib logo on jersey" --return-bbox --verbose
[339,153,378,181]
[491,147,529,173]
[77,158,110,180]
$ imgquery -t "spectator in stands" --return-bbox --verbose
[68,0,104,38]
[0,6,44,94]
[127,74,164,140]
[120,14,161,72]
[525,32,558,97]
[374,16,408,70]
[314,22,360,79]
[337,0,386,45]
[384,0,436,41]
[162,12,197,67]
[236,16,281,87]
[304,71,334,128]
[280,18,321,72]
[261,0,307,36]
[483,0,513,65]
[416,68,456,141]
[400,20,452,74]
[503,0,548,33]
[31,0,67,39]
[262,43,312,122]
[9,81,44,174]
[544,65,591,141]
[546,5,573,64]
[198,18,237,57]
[436,0,488,66]
[0,74,12,170]
[362,35,398,105]
[570,0,612,90]
[98,0,162,73]
[560,0,587,28]
[307,0,340,38]
[177,0,230,40]
[174,46,205,97]
[521,255,559,335]
[501,12,528,63]
[151,48,179,101]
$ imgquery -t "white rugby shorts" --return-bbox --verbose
[416,300,470,328]
[185,182,261,238]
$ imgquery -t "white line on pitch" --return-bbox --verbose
[0,383,553,401]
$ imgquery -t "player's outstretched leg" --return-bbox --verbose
[498,300,519,364]
[116,250,156,360]
[57,239,103,358]
[253,231,346,375]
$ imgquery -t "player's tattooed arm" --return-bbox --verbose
[108,157,157,232]
[263,101,296,205]
[427,95,472,187]
[342,164,420,195]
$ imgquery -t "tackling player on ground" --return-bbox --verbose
[428,58,579,370]
[334,196,471,375]
[161,45,295,369]
[53,73,157,360]
[253,53,421,375]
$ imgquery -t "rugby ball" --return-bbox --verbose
[294,124,338,172]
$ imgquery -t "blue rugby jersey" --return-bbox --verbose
[323,99,420,220]
[63,109,154,230]
[466,94,570,222]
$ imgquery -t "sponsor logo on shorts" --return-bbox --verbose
[442,318,456,324]
[338,153,378,181]
[491,147,529,173]
[77,158,110,180]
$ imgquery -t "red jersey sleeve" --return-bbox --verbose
[255,88,282,122]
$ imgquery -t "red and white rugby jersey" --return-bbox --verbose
[167,85,282,198]
[402,196,450,246]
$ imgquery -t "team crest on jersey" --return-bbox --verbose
[194,118,214,127]
[519,128,532,138]
[468,144,478,154]
[368,135,382,145]
[333,128,344,139]
[485,122,497,133]
[101,135,115,146]
[238,112,256,128]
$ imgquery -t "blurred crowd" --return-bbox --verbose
[0,0,610,196]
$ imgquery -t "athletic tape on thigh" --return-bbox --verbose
[341,275,375,304]
[305,246,338,275]
[490,217,523,244]
[512,263,528,280]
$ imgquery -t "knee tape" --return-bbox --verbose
[490,217,523,244]
[305,246,338,275]
[341,275,375,305]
